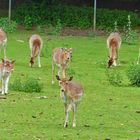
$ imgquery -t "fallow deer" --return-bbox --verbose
[56,75,83,128]
[0,58,15,94]
[0,28,7,58]
[29,34,43,67]
[52,48,72,84]
[107,32,121,68]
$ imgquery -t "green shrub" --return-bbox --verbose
[127,64,140,86]
[122,15,139,45]
[14,4,140,29]
[10,77,42,93]
[106,70,123,86]
[10,78,23,91]
[96,9,140,29]
[14,3,41,27]
[47,19,62,35]
[0,18,17,33]
[24,15,34,30]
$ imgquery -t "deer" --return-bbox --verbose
[56,75,83,128]
[0,58,15,94]
[107,32,122,68]
[29,34,43,67]
[52,48,73,84]
[0,28,7,58]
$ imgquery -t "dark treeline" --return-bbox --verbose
[0,0,140,11]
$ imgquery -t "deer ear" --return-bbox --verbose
[56,75,61,81]
[69,76,73,81]
[11,60,15,64]
[70,48,73,52]
[1,58,4,63]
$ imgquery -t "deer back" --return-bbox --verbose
[29,34,42,57]
[52,48,70,66]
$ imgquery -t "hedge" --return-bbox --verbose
[14,4,140,29]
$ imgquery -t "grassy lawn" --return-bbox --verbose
[0,30,140,140]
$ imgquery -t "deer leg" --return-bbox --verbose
[64,103,68,128]
[58,67,61,77]
[4,47,6,59]
[72,103,77,128]
[116,49,120,66]
[5,76,10,94]
[1,78,6,95]
[62,66,66,78]
[38,51,41,68]
[52,62,55,84]
[64,103,71,128]
[113,59,117,66]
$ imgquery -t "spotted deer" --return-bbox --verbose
[0,28,7,58]
[56,75,83,128]
[52,48,72,84]
[29,34,43,67]
[107,32,121,68]
[0,59,15,94]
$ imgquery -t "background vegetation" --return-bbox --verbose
[14,4,140,29]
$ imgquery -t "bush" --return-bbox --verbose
[106,70,123,86]
[122,15,139,45]
[10,77,43,93]
[0,18,17,33]
[14,4,140,29]
[14,3,41,28]
[96,9,140,30]
[47,19,62,35]
[127,64,140,86]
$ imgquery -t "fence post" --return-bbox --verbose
[9,0,11,21]
[93,0,96,31]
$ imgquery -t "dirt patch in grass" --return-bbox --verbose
[17,25,106,36]
[61,27,106,36]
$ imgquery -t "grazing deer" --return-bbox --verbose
[107,32,121,68]
[56,75,83,128]
[52,48,72,84]
[0,28,7,58]
[29,34,43,67]
[0,58,15,94]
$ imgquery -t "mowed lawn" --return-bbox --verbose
[0,30,140,140]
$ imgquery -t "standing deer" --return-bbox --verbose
[52,48,72,84]
[0,28,7,58]
[29,34,43,67]
[0,58,15,94]
[56,75,83,128]
[107,32,121,68]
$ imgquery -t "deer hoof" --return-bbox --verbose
[64,123,68,128]
[72,123,76,128]
[52,81,54,85]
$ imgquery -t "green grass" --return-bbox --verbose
[0,30,140,140]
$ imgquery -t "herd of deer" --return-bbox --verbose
[0,28,138,127]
